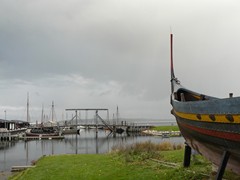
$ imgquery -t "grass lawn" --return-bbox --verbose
[10,142,240,180]
[11,154,170,180]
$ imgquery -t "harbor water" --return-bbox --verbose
[0,129,184,173]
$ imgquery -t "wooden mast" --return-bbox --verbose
[170,34,175,93]
[52,101,54,123]
[41,104,44,124]
[27,92,29,123]
[170,34,175,79]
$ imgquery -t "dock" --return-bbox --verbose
[19,135,65,141]
[0,128,27,141]
[0,127,64,141]
[142,130,181,137]
[11,165,35,172]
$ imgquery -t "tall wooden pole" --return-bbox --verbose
[27,92,29,123]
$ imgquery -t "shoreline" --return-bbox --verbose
[142,129,181,137]
[0,171,12,180]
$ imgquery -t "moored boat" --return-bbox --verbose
[25,127,60,137]
[61,126,78,135]
[170,34,240,178]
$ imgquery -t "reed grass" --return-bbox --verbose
[111,140,183,162]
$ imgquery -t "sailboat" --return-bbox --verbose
[43,101,58,127]
[170,34,240,178]
[25,101,60,137]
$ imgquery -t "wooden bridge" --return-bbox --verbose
[62,124,153,133]
[64,108,153,134]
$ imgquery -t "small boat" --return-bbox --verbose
[61,126,78,135]
[77,125,86,129]
[170,34,240,178]
[116,128,124,134]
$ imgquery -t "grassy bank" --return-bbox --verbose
[10,141,239,180]
[151,125,179,131]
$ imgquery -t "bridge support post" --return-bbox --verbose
[75,110,78,130]
[113,125,116,138]
[95,111,98,138]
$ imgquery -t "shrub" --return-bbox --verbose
[111,141,183,162]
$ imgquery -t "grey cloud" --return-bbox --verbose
[1,0,240,120]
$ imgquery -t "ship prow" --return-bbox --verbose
[170,34,240,178]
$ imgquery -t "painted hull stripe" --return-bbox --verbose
[179,121,240,142]
[174,110,240,124]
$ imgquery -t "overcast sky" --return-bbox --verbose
[1,0,240,122]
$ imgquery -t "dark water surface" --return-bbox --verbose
[0,129,184,177]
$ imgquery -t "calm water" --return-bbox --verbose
[0,129,184,175]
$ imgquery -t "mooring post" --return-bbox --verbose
[215,151,230,180]
[183,143,191,167]
[113,125,116,138]
[75,133,78,154]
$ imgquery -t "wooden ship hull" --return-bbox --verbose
[170,34,240,177]
[25,132,60,137]
[172,91,240,173]
[25,127,60,137]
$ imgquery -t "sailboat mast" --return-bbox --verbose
[116,106,119,125]
[27,92,29,122]
[52,101,54,122]
[41,104,44,123]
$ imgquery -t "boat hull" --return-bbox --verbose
[172,98,240,174]
[25,132,60,137]
[62,128,78,135]
[169,33,240,176]
[25,127,60,137]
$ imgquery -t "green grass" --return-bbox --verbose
[151,125,179,131]
[10,141,240,180]
[11,154,166,180]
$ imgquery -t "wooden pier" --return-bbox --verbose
[0,128,64,141]
[126,125,153,132]
[11,165,35,172]
[142,130,181,137]
[0,128,27,141]
[20,135,65,141]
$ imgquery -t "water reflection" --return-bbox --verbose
[0,129,184,173]
[0,141,17,151]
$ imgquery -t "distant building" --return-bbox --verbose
[0,119,29,130]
